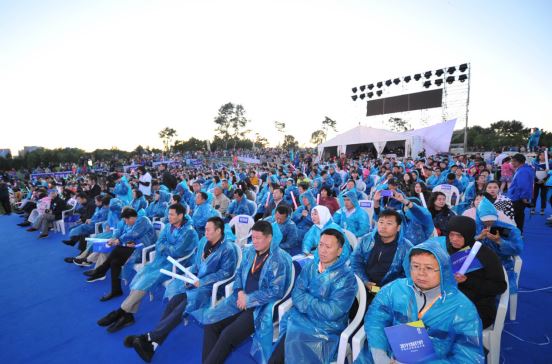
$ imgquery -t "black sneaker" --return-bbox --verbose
[83,269,96,277]
[107,313,135,333]
[100,291,123,302]
[64,257,76,263]
[18,221,31,227]
[124,334,146,348]
[87,274,106,283]
[98,309,123,327]
[62,239,77,246]
[74,258,92,267]
[132,335,155,362]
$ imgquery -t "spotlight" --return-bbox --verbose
[424,71,432,79]
[447,66,456,74]
[423,80,431,88]
[459,63,468,72]
[360,85,366,92]
[359,93,366,100]
[393,78,400,85]
[352,87,358,93]
[446,76,455,84]
[351,95,358,101]
[376,90,383,97]
[367,84,374,90]
[385,79,392,87]
[458,74,468,82]
[367,92,374,98]
[435,79,443,86]
[377,81,383,88]
[413,74,421,81]
[404,76,411,83]
[435,69,444,77]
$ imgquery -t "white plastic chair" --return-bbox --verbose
[509,255,523,321]
[210,245,242,307]
[352,326,365,362]
[344,229,359,250]
[53,207,75,235]
[432,184,461,207]
[483,267,510,364]
[358,200,374,228]
[228,215,255,247]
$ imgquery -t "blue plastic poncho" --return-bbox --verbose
[333,190,370,238]
[350,226,413,287]
[94,198,124,239]
[131,195,148,215]
[355,240,484,364]
[69,205,109,238]
[475,197,524,293]
[401,199,435,246]
[227,196,256,217]
[283,181,300,208]
[291,191,316,240]
[130,217,199,292]
[302,205,333,255]
[192,201,220,238]
[278,228,357,363]
[198,224,293,363]
[114,175,133,205]
[146,190,170,219]
[265,214,300,256]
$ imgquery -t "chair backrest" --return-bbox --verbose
[491,267,510,334]
[272,262,296,319]
[153,221,165,239]
[358,199,375,227]
[351,275,367,326]
[343,229,359,250]
[432,184,461,207]
[229,215,255,247]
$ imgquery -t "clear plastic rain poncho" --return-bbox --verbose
[291,191,316,240]
[192,199,220,238]
[113,175,133,205]
[197,223,293,363]
[130,216,199,292]
[333,190,370,238]
[355,240,484,364]
[131,195,148,216]
[401,198,435,246]
[278,224,357,363]
[265,214,300,256]
[146,190,170,219]
[475,197,524,293]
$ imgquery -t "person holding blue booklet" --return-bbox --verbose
[355,240,484,363]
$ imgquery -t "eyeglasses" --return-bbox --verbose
[410,264,440,274]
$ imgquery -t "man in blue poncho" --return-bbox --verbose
[97,203,199,333]
[192,191,220,238]
[333,190,370,238]
[62,195,109,251]
[200,221,292,364]
[265,205,300,256]
[85,208,156,301]
[226,188,256,220]
[269,226,356,364]
[122,216,239,362]
[355,240,484,363]
[350,209,413,303]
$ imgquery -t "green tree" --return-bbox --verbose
[310,130,326,145]
[173,137,207,152]
[213,103,250,149]
[386,117,411,132]
[322,116,337,135]
[254,133,269,149]
[159,127,178,152]
[282,135,298,150]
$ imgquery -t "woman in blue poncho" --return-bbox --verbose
[130,189,148,216]
[145,190,170,219]
[291,191,316,240]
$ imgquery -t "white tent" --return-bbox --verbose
[318,119,457,158]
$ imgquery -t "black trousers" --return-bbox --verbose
[149,293,188,344]
[0,196,11,214]
[202,309,255,364]
[94,245,135,293]
[532,182,548,210]
[512,200,527,233]
[268,334,286,364]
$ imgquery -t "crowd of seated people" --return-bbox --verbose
[1,147,549,363]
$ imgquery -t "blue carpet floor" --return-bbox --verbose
[0,210,551,364]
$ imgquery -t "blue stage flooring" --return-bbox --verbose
[0,210,551,363]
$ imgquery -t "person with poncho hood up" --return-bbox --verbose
[113,174,133,205]
[192,191,220,238]
[302,205,333,255]
[438,216,507,328]
[354,240,484,364]
[333,189,370,238]
[268,226,356,364]
[200,221,293,364]
[145,190,170,220]
[475,197,524,294]
[292,191,316,240]
[350,209,413,304]
[265,205,300,256]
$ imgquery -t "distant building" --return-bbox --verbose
[18,146,42,157]
[0,149,11,158]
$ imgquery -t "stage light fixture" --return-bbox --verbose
[414,74,421,81]
[404,76,411,83]
[352,87,358,93]
[435,79,443,86]
[423,80,431,88]
[385,79,392,87]
[367,92,374,98]
[377,81,383,88]
[367,84,374,90]
[393,78,400,85]
[359,93,366,100]
[459,63,468,72]
[447,66,456,74]
[424,71,432,79]
[458,74,467,82]
[446,76,455,84]
[436,69,444,77]
[376,90,383,97]
[351,95,358,101]
[360,85,366,92]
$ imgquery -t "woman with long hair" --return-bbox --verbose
[428,191,456,236]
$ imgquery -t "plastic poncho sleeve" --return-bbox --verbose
[244,255,289,309]
[199,244,238,287]
[496,227,523,256]
[118,216,155,246]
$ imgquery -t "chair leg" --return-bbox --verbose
[509,293,517,321]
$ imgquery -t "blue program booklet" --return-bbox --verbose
[450,248,483,274]
[384,320,436,363]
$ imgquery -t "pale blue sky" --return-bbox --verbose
[0,0,550,154]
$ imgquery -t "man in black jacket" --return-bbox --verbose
[85,176,102,199]
[27,189,67,238]
[62,192,96,247]
[446,215,507,328]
